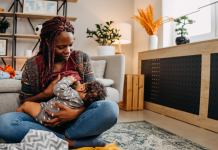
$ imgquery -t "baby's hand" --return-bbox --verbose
[67,76,77,84]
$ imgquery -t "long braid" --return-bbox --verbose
[37,16,74,91]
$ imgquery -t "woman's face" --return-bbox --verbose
[54,31,74,62]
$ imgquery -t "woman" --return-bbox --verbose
[0,16,119,148]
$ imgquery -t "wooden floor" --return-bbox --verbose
[118,109,218,150]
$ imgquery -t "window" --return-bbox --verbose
[162,0,216,47]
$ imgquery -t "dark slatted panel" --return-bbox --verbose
[208,53,218,120]
[141,55,202,115]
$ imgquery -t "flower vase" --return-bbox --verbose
[97,46,115,56]
[149,35,158,50]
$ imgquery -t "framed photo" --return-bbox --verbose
[23,0,57,15]
[46,1,57,15]
[0,39,8,56]
[35,1,46,14]
[23,0,35,13]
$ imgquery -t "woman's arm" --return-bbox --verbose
[83,53,96,82]
[22,75,61,103]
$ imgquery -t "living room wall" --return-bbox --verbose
[0,0,134,73]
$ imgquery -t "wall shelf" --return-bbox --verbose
[0,56,11,58]
[1,0,77,70]
[0,12,77,21]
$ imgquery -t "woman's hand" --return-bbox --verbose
[67,75,77,85]
[43,74,60,98]
[42,103,86,127]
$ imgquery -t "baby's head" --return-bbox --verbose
[75,80,107,107]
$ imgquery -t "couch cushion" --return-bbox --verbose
[96,78,114,87]
[105,87,120,103]
[0,93,21,115]
[91,60,106,78]
[0,79,21,93]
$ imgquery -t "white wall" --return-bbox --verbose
[133,0,163,74]
[0,0,134,73]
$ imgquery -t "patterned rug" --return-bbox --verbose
[0,121,209,150]
[99,121,209,150]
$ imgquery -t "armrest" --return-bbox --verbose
[90,54,125,102]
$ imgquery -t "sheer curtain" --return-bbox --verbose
[162,0,216,47]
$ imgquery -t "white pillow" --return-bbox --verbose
[96,78,114,87]
[91,60,106,78]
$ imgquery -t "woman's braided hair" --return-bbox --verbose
[37,16,74,91]
[83,80,107,107]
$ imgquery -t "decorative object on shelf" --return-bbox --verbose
[35,1,45,14]
[23,0,57,15]
[25,50,32,57]
[86,21,122,56]
[0,39,8,56]
[0,19,10,33]
[0,8,4,12]
[35,24,42,35]
[24,0,34,13]
[46,1,57,15]
[131,5,173,50]
[110,23,131,54]
[174,15,195,45]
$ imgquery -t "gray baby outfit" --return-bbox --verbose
[35,77,84,125]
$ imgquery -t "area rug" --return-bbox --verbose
[0,121,209,150]
[99,121,209,150]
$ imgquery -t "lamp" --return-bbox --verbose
[110,22,131,54]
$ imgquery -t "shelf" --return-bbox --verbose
[0,56,11,58]
[0,56,31,59]
[55,0,78,2]
[14,56,31,59]
[15,34,40,39]
[0,12,77,21]
[0,34,12,38]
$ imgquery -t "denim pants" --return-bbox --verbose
[0,100,119,143]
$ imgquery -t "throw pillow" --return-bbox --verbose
[96,78,114,87]
[91,60,106,78]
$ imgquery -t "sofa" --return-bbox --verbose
[0,54,125,116]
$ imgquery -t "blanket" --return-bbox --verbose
[0,129,68,150]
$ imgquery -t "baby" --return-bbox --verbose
[16,75,107,126]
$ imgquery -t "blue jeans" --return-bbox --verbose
[0,100,119,143]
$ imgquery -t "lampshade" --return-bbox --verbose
[110,23,131,44]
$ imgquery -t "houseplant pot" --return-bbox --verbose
[174,16,195,45]
[97,46,115,56]
[149,35,158,50]
[0,19,10,33]
[0,29,6,33]
[86,21,121,56]
[176,36,190,45]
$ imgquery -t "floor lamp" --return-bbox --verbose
[110,23,131,54]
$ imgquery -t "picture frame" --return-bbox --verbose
[23,0,35,13]
[23,0,57,15]
[35,1,46,14]
[46,1,57,15]
[0,39,8,56]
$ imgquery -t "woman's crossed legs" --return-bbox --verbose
[0,100,119,148]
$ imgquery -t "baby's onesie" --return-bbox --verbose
[35,77,84,125]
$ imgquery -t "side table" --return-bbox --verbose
[118,74,144,111]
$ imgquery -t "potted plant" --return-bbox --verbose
[0,19,10,33]
[174,15,195,45]
[131,5,173,50]
[86,21,121,56]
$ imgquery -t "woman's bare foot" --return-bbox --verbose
[61,132,74,148]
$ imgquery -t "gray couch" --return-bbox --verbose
[0,54,125,116]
